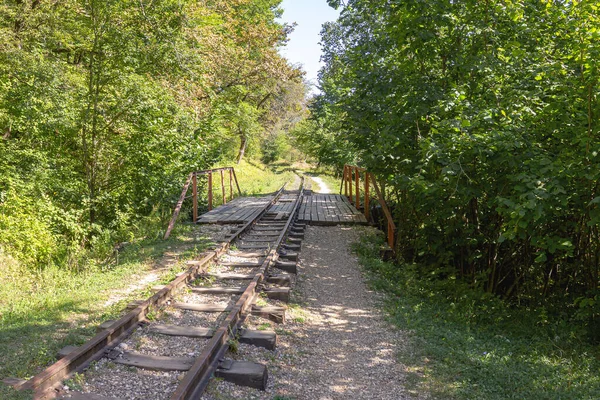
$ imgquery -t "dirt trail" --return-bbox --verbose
[311,176,331,193]
[203,225,417,399]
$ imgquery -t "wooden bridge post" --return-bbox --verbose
[164,172,194,239]
[344,165,349,197]
[208,171,213,211]
[348,167,353,202]
[221,169,226,205]
[192,172,198,222]
[364,172,370,221]
[355,167,360,209]
[232,168,242,196]
[229,168,234,201]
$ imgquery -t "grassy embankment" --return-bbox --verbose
[353,230,600,400]
[268,161,341,193]
[0,159,294,399]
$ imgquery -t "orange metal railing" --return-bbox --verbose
[164,167,241,239]
[341,164,396,250]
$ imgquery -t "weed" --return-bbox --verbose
[353,229,600,400]
[258,322,272,331]
[64,372,85,391]
[227,338,239,354]
[0,384,32,400]
[145,307,158,321]
[192,276,215,287]
[256,297,268,306]
[274,328,293,336]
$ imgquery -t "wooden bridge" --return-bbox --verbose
[165,165,395,248]
[197,192,367,225]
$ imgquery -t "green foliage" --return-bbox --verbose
[353,229,600,400]
[0,222,214,383]
[313,0,600,318]
[0,0,307,274]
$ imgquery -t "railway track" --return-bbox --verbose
[9,184,305,399]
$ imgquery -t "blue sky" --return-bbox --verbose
[277,0,340,91]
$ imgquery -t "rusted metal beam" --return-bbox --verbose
[355,167,360,209]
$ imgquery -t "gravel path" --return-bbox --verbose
[203,225,417,400]
[310,176,331,193]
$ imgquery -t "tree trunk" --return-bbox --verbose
[237,134,247,164]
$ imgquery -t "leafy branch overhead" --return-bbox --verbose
[0,0,307,269]
[299,0,600,327]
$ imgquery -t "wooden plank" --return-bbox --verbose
[266,274,291,286]
[202,272,255,280]
[239,329,277,350]
[251,305,286,323]
[190,286,245,295]
[215,360,268,390]
[264,287,291,302]
[149,324,214,338]
[173,302,231,312]
[219,262,262,268]
[243,234,280,239]
[115,352,195,371]
[241,238,276,243]
[238,244,271,250]
[60,393,123,400]
[229,251,268,258]
[274,261,297,274]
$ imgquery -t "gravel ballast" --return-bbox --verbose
[203,225,418,399]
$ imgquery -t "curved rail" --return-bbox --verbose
[8,185,289,399]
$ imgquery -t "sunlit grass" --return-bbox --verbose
[0,158,298,399]
[352,228,600,400]
[0,222,208,399]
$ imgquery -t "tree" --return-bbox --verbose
[315,0,600,312]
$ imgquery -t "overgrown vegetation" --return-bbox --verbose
[0,0,307,275]
[0,158,294,397]
[296,0,600,339]
[0,222,199,398]
[354,230,600,400]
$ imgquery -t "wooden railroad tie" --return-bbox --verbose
[112,353,268,390]
[274,261,297,274]
[266,274,292,286]
[215,359,268,391]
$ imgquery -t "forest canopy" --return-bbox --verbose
[0,0,306,270]
[296,0,600,331]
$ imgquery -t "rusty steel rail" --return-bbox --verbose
[171,182,304,399]
[165,167,242,239]
[341,164,396,250]
[7,184,288,399]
